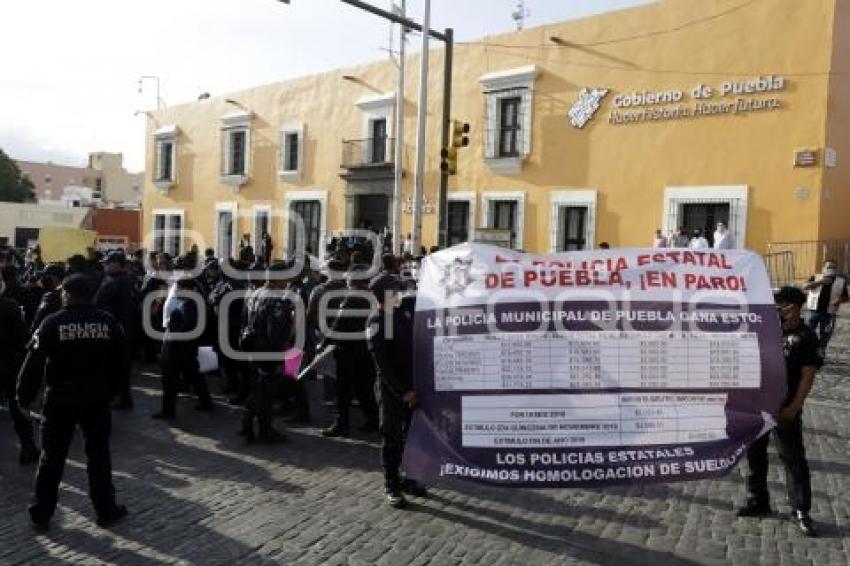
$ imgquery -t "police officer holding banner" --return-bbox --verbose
[737,286,819,537]
[367,273,427,508]
[17,274,128,531]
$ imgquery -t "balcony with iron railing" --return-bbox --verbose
[340,137,396,168]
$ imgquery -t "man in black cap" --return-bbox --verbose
[238,261,295,443]
[367,274,425,507]
[30,263,66,333]
[321,264,379,437]
[17,274,128,531]
[95,250,135,409]
[0,270,38,464]
[737,285,820,537]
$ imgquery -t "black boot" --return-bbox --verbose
[736,499,772,517]
[792,510,817,537]
[96,504,128,528]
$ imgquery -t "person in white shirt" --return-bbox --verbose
[713,222,734,250]
[652,229,668,248]
[803,260,849,357]
[689,229,710,250]
[670,228,691,248]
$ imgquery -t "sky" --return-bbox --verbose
[0,0,652,172]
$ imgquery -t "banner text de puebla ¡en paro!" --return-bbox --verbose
[402,245,786,488]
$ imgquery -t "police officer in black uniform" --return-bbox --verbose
[95,251,135,409]
[0,271,38,464]
[17,274,128,531]
[366,275,426,507]
[152,276,213,419]
[239,261,294,443]
[321,264,379,437]
[209,259,248,400]
[30,263,66,333]
[737,286,819,537]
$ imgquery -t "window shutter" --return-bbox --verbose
[297,125,305,173]
[278,130,286,172]
[667,198,679,236]
[154,141,163,181]
[551,203,561,253]
[220,130,228,176]
[169,141,176,181]
[483,94,498,159]
[521,90,532,156]
[243,129,251,176]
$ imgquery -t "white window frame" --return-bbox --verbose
[444,191,477,245]
[252,204,272,250]
[482,191,526,250]
[220,111,252,189]
[550,190,597,253]
[214,201,239,258]
[278,123,305,181]
[152,125,178,193]
[357,92,394,164]
[284,190,328,263]
[151,208,185,256]
[479,66,537,175]
[663,186,748,250]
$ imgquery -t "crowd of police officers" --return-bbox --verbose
[0,237,425,531]
[0,241,827,536]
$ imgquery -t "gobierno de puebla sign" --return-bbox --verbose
[609,75,785,125]
[403,245,784,488]
[568,75,786,128]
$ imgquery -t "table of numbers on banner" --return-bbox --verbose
[433,331,760,391]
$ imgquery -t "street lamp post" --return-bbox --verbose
[410,0,430,257]
[276,0,454,253]
[138,75,164,110]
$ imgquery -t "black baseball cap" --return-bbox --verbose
[102,250,127,265]
[39,263,66,281]
[369,273,401,298]
[61,273,96,301]
[774,286,806,306]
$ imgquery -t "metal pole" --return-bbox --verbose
[339,0,447,41]
[411,0,430,256]
[392,0,406,256]
[437,28,453,249]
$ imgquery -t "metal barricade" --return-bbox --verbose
[765,240,850,285]
[762,251,795,288]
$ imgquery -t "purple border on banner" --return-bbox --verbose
[402,301,785,488]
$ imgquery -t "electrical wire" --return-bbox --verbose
[460,0,760,50]
[478,45,847,79]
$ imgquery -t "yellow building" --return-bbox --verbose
[142,0,849,269]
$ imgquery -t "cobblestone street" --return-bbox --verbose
[1,313,849,565]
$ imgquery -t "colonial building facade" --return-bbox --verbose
[142,0,849,262]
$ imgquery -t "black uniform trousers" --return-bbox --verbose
[2,373,35,451]
[160,349,212,415]
[30,402,116,521]
[745,414,812,513]
[377,383,411,489]
[334,345,378,431]
[242,367,279,434]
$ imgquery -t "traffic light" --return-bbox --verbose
[441,147,458,175]
[441,120,470,175]
[451,120,470,148]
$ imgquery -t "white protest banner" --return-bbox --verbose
[402,244,785,487]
